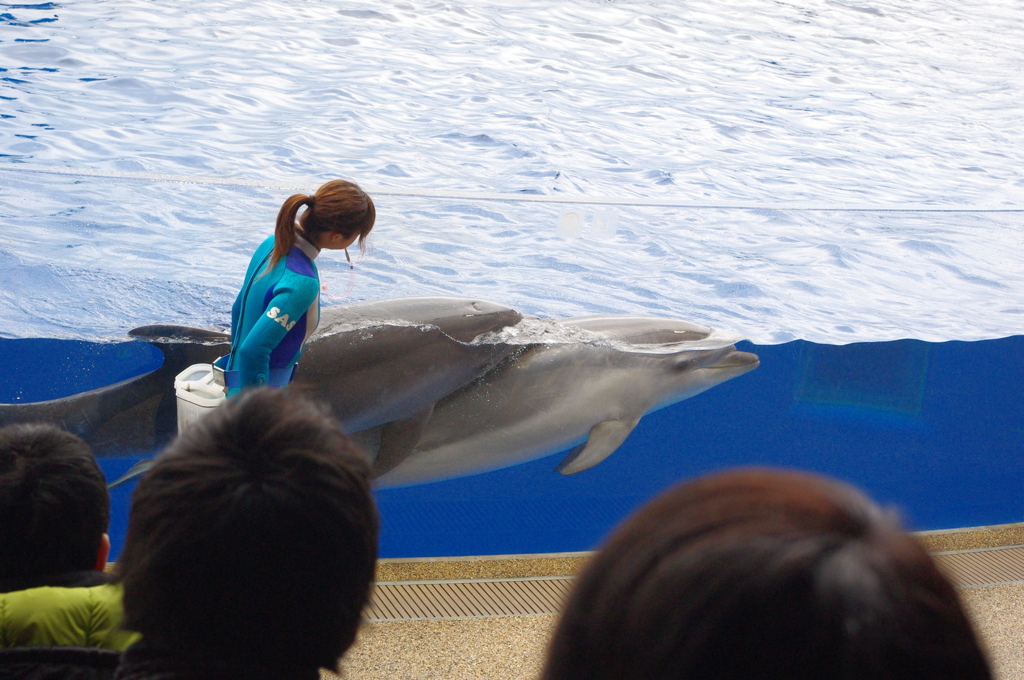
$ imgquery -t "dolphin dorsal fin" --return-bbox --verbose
[555,418,640,475]
[129,325,231,344]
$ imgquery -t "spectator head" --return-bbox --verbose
[542,468,990,680]
[0,424,110,583]
[117,387,378,675]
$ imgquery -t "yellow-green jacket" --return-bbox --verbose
[0,579,139,650]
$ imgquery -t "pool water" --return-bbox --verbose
[1,0,1022,344]
[1,0,1023,557]
[1,333,1021,558]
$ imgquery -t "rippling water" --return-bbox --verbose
[1,0,1022,343]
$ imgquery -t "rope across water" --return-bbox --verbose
[3,164,1022,213]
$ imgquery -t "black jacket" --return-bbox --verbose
[0,646,121,680]
[112,642,318,680]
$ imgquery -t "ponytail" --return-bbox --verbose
[265,180,375,274]
[267,194,314,273]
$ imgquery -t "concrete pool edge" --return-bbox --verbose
[375,552,592,582]
[102,522,1024,581]
[914,521,1024,553]
[361,521,1024,582]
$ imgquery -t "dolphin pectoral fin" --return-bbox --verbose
[555,418,640,475]
[372,404,435,478]
[107,458,155,490]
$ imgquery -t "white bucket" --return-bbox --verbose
[174,364,227,434]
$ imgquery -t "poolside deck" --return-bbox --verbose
[329,523,1024,680]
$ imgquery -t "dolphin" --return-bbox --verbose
[364,316,760,487]
[0,297,523,459]
[297,297,522,434]
[0,332,228,455]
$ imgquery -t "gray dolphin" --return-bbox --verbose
[0,333,228,456]
[366,316,759,487]
[0,297,522,460]
[295,297,522,435]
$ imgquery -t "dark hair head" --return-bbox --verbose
[117,388,378,673]
[269,179,375,271]
[0,423,109,582]
[542,468,990,680]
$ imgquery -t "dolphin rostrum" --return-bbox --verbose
[364,316,759,487]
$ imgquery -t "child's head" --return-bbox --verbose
[117,387,378,674]
[0,423,110,583]
[542,468,990,680]
[270,179,375,270]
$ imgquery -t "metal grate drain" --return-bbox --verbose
[366,546,1024,621]
[367,576,574,621]
[933,545,1024,588]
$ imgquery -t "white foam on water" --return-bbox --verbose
[471,316,608,346]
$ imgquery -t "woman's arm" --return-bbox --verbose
[232,273,318,390]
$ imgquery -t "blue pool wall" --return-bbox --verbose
[1,334,1022,559]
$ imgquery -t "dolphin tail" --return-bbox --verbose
[0,325,230,456]
[555,417,640,475]
[0,369,167,453]
[107,458,156,489]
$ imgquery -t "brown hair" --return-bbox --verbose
[269,179,375,272]
[0,423,109,583]
[117,388,378,674]
[541,468,990,680]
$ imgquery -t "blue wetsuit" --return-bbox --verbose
[222,235,320,394]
